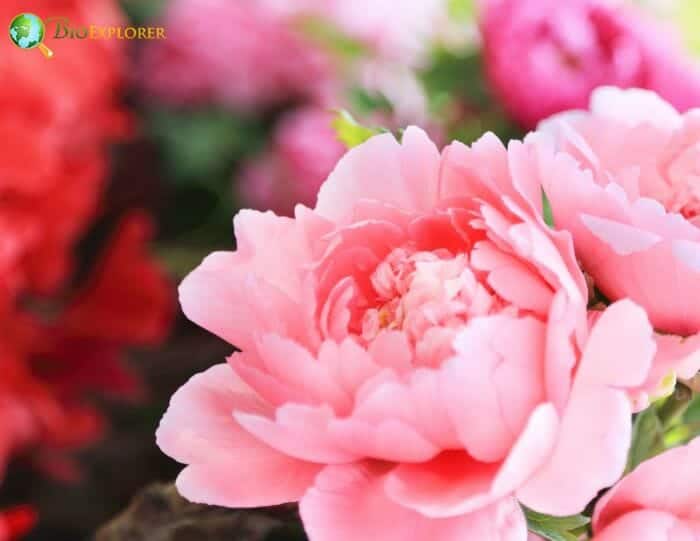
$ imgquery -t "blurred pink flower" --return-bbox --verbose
[538,87,700,337]
[239,107,346,216]
[481,0,700,128]
[591,438,700,540]
[140,0,332,111]
[159,128,668,539]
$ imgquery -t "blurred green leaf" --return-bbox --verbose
[146,108,267,187]
[542,188,555,228]
[524,507,590,541]
[676,0,700,57]
[421,49,490,111]
[347,87,394,116]
[332,110,387,148]
[448,0,475,21]
[120,0,167,24]
[295,16,368,60]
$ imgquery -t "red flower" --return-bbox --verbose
[34,212,175,405]
[0,0,131,294]
[0,506,37,541]
[0,0,173,484]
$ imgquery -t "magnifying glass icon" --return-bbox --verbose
[9,13,54,59]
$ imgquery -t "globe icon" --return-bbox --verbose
[9,13,53,58]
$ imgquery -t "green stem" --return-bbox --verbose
[658,383,693,428]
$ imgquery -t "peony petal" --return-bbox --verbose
[327,417,440,463]
[179,252,314,352]
[157,364,320,507]
[518,301,656,514]
[590,87,682,132]
[235,404,358,464]
[593,510,694,541]
[385,451,502,517]
[316,128,440,224]
[580,214,662,256]
[492,404,559,495]
[442,315,546,462]
[576,300,656,388]
[672,239,700,272]
[517,386,631,516]
[300,462,528,541]
[593,438,700,532]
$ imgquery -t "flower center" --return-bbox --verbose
[361,246,503,354]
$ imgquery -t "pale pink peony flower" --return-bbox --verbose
[239,107,346,216]
[538,87,700,337]
[159,128,671,539]
[139,0,332,111]
[480,0,700,129]
[590,438,700,540]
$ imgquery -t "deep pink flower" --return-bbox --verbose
[481,0,700,129]
[139,0,332,111]
[537,87,700,338]
[239,107,346,216]
[159,128,676,539]
[591,438,700,540]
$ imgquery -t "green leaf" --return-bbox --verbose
[541,188,555,228]
[676,0,700,57]
[683,392,700,423]
[146,108,266,185]
[295,16,368,60]
[448,0,475,21]
[664,421,700,448]
[627,406,666,472]
[663,388,700,447]
[421,49,490,110]
[524,507,590,541]
[347,87,394,116]
[332,110,386,149]
[120,0,167,24]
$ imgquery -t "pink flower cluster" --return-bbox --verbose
[139,0,332,111]
[159,87,700,539]
[481,0,700,128]
[140,0,449,113]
